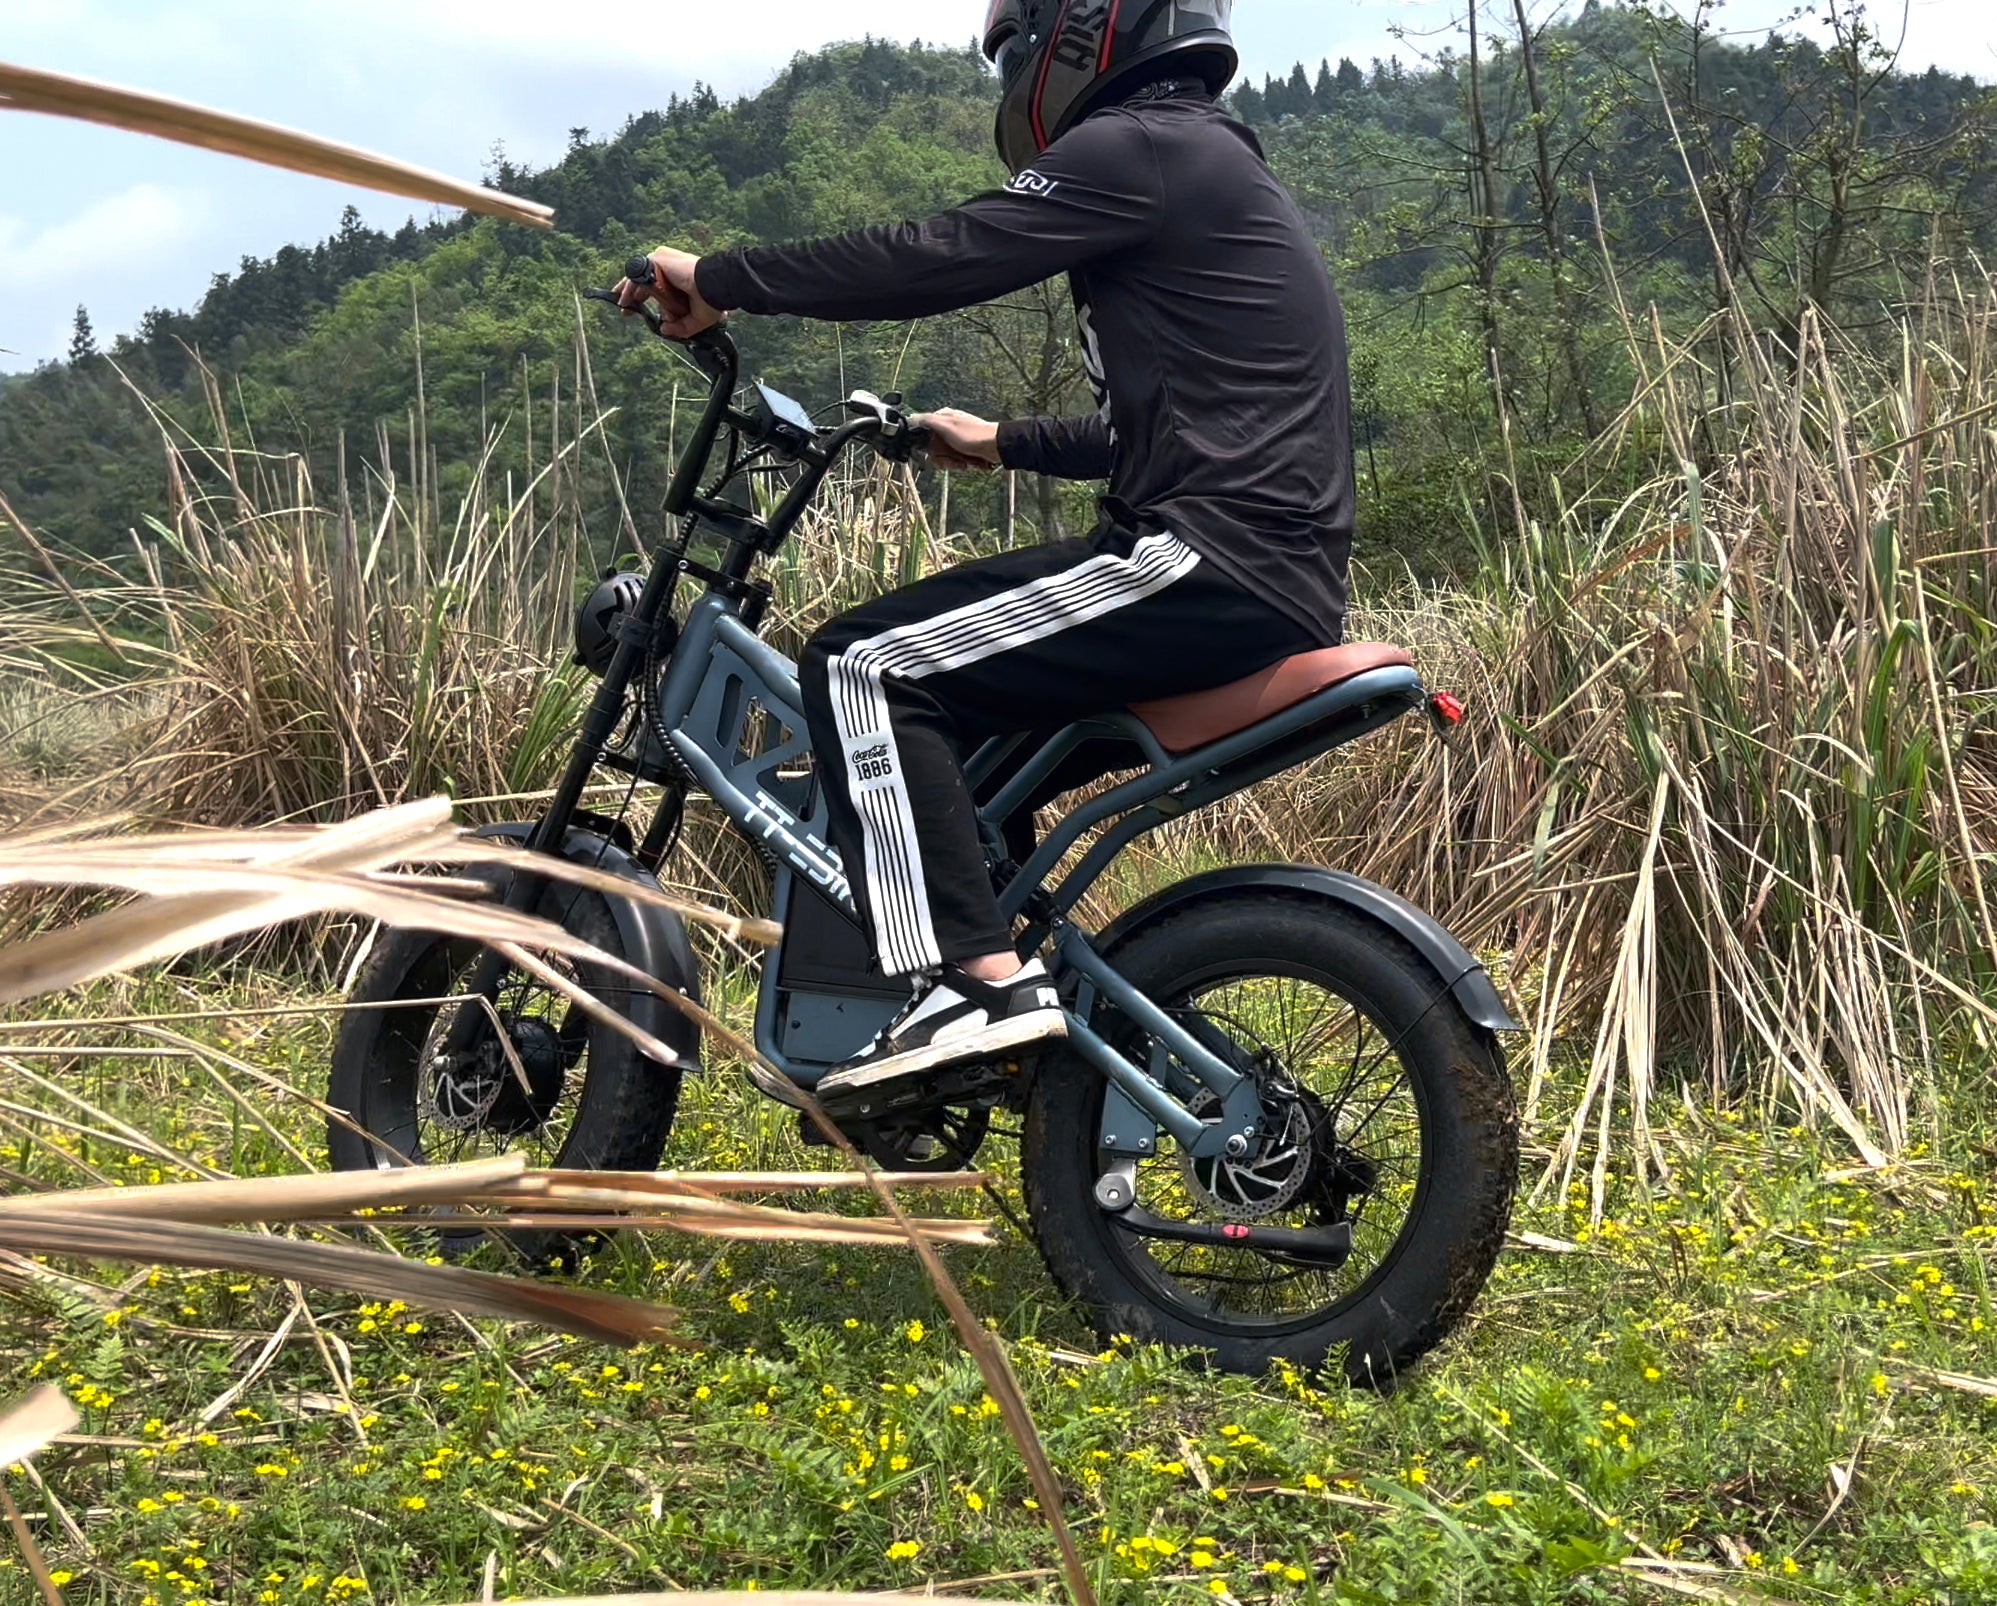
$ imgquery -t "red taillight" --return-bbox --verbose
[1431,690,1466,726]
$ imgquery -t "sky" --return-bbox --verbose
[2,0,1993,371]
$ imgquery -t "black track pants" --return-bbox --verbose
[798,526,1335,979]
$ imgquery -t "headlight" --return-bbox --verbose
[573,571,645,677]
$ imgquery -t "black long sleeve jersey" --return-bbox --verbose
[696,93,1354,642]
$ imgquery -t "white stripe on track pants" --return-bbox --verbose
[797,525,1333,978]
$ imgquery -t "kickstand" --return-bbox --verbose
[979,1180,1032,1243]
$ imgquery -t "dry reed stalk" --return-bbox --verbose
[0,1388,77,1469]
[0,61,553,228]
[0,799,745,1074]
[539,1168,989,1192]
[0,790,1076,1593]
[0,1158,994,1247]
[438,1596,999,1606]
[0,1150,998,1246]
[0,1477,59,1606]
[0,1211,680,1346]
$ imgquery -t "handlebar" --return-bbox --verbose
[586,276,930,463]
[581,265,937,566]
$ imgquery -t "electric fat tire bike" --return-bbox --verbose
[327,264,1520,1381]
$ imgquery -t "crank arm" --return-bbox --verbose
[1108,1205,1354,1270]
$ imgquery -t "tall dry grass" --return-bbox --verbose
[0,352,945,839]
[1159,280,1997,1207]
[0,357,597,826]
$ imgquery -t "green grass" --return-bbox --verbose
[4,970,1997,1605]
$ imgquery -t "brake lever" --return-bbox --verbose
[845,392,932,464]
[583,286,666,338]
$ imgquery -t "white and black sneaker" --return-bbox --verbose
[816,959,1067,1108]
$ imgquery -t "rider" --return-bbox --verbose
[620,0,1355,1101]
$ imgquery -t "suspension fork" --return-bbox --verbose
[434,325,739,1057]
[440,539,690,1057]
[1051,921,1273,1163]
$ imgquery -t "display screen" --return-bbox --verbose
[756,384,817,438]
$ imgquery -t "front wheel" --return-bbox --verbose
[327,864,690,1260]
[1022,892,1517,1383]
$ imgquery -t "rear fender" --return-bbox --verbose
[1091,864,1519,1034]
[476,823,703,1068]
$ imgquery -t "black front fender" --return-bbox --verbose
[1093,863,1519,1034]
[476,823,703,1068]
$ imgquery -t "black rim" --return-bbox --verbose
[1092,959,1431,1334]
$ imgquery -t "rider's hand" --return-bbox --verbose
[920,408,1003,473]
[616,247,726,340]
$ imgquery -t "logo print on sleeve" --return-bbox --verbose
[1006,169,1060,197]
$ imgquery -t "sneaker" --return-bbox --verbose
[816,959,1066,1106]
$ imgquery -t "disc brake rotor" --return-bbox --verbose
[1176,1087,1316,1221]
[424,1015,568,1136]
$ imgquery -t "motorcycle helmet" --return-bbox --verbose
[984,0,1237,174]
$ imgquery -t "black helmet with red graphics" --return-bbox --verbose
[983,0,1238,174]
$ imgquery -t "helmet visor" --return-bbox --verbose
[991,31,1032,88]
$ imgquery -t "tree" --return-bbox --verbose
[1463,0,1507,408]
[6,30,1996,565]
[949,279,1092,540]
[1509,0,1600,434]
[1315,61,1338,114]
[1286,63,1314,119]
[67,306,96,365]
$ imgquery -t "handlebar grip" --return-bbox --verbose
[625,255,657,288]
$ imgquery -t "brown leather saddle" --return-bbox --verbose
[1131,643,1416,753]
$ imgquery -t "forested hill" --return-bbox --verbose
[5,8,1992,565]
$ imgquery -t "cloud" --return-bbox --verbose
[0,184,208,358]
[1,2,237,73]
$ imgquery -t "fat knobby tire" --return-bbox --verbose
[1022,891,1518,1384]
[327,872,686,1252]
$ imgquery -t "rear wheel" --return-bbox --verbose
[327,866,688,1260]
[1022,892,1516,1383]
